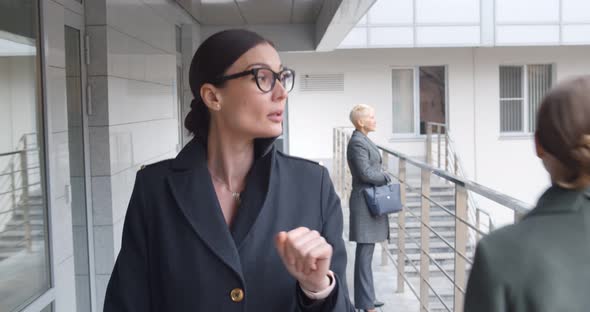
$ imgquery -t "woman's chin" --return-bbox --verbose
[255,125,283,139]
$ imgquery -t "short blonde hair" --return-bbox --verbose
[349,104,373,127]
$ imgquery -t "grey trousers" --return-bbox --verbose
[354,243,375,310]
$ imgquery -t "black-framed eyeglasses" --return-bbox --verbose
[214,67,295,93]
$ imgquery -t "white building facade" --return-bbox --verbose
[283,0,590,223]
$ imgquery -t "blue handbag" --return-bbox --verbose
[362,183,403,217]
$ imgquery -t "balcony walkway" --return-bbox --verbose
[342,204,420,312]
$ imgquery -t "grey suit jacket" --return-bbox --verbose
[464,185,590,312]
[346,130,390,243]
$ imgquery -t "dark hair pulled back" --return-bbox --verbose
[536,75,590,189]
[185,29,272,142]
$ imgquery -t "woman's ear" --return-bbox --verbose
[357,118,365,129]
[200,83,222,111]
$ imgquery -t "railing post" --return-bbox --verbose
[397,159,407,293]
[454,154,459,176]
[345,134,352,205]
[333,128,337,193]
[381,152,390,266]
[445,133,449,172]
[420,168,431,312]
[426,124,432,166]
[454,184,468,312]
[10,161,17,217]
[339,131,344,198]
[437,125,441,168]
[20,150,31,252]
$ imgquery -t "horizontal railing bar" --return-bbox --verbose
[377,145,533,214]
[421,250,456,286]
[0,183,41,196]
[0,148,39,158]
[0,209,18,215]
[422,194,487,237]
[423,278,453,312]
[0,167,41,178]
[403,206,475,266]
[428,122,447,128]
[388,250,422,306]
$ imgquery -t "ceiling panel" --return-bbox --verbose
[292,0,323,24]
[237,0,293,24]
[198,0,245,25]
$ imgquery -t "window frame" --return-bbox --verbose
[390,65,448,139]
[499,63,555,136]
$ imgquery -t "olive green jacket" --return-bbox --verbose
[464,186,590,312]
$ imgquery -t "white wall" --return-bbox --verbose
[281,45,590,224]
[84,0,198,309]
[280,47,477,176]
[472,46,590,223]
[340,0,590,48]
[0,56,36,154]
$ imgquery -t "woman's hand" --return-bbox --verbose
[275,227,333,292]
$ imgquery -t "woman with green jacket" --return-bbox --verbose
[464,76,590,312]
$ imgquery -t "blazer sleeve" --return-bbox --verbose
[347,140,389,186]
[296,167,355,312]
[464,240,507,312]
[103,171,151,312]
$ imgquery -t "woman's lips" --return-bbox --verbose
[268,111,283,123]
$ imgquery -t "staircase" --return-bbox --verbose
[0,133,44,262]
[0,189,45,261]
[388,177,474,311]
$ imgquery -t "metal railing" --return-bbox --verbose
[333,127,532,312]
[426,122,494,242]
[0,133,41,253]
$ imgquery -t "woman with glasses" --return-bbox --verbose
[104,29,354,311]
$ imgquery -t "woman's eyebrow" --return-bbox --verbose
[246,63,270,69]
[246,63,284,71]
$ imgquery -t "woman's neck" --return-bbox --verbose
[206,125,254,192]
[357,128,369,136]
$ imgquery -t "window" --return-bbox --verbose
[392,66,447,135]
[0,0,51,310]
[499,64,553,133]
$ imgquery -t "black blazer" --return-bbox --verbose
[104,139,354,311]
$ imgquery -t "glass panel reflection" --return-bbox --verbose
[0,0,51,311]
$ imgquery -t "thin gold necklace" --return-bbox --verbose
[210,174,242,203]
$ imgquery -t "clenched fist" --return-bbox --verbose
[275,227,333,293]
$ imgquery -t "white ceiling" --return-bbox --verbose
[186,0,376,51]
[195,0,324,26]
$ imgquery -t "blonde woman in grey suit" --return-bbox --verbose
[347,104,390,312]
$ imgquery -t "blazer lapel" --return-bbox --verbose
[358,131,382,162]
[166,139,243,278]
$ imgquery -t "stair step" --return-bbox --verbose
[389,230,457,241]
[5,219,44,227]
[0,240,27,248]
[393,209,457,220]
[389,240,458,251]
[403,262,473,277]
[401,220,456,230]
[405,200,456,210]
[0,229,45,240]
